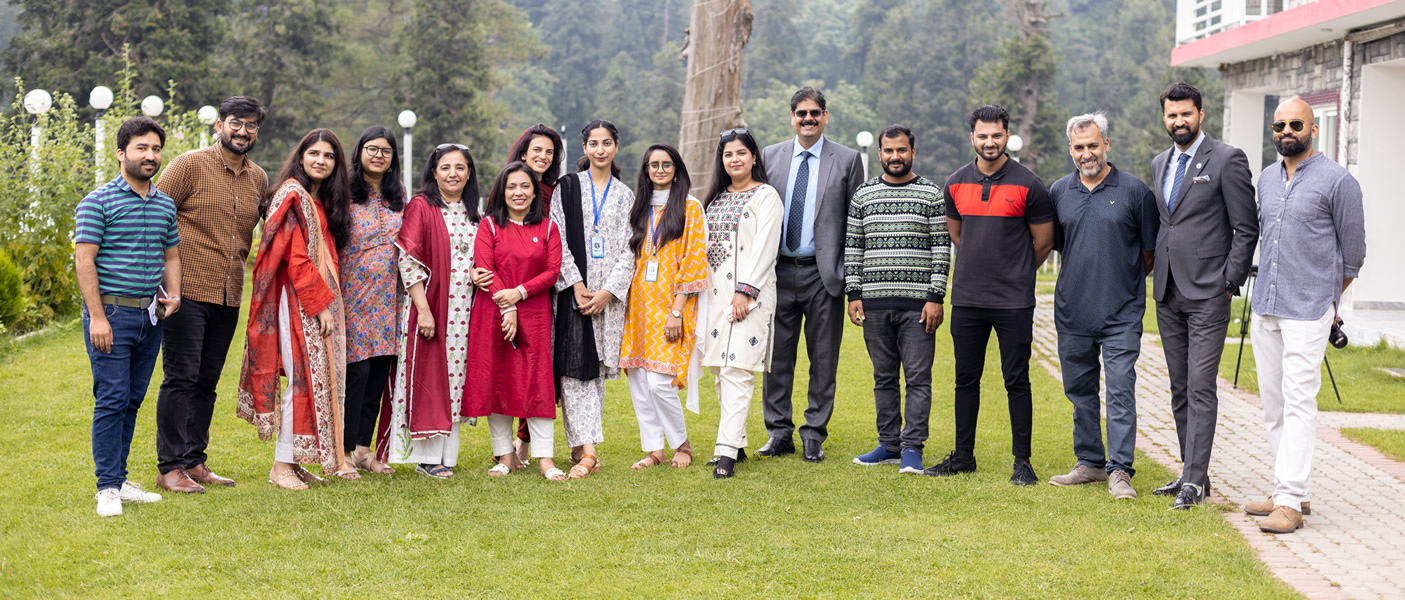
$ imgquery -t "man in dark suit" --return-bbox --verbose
[1149,82,1259,509]
[758,87,864,462]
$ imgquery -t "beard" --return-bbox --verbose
[1077,156,1105,178]
[883,159,912,178]
[1274,133,1312,157]
[1167,123,1199,146]
[122,160,158,182]
[220,132,256,156]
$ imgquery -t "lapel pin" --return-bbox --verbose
[1195,163,1202,170]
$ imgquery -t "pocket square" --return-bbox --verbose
[1193,174,1211,183]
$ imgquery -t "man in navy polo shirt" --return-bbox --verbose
[1046,113,1158,499]
[74,117,183,517]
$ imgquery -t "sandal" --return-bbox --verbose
[268,468,308,491]
[543,467,566,481]
[713,455,737,479]
[292,465,326,484]
[352,452,394,475]
[331,463,361,480]
[632,452,666,470]
[416,464,454,479]
[488,463,510,478]
[569,454,600,479]
[671,441,693,468]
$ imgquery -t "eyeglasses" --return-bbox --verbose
[437,143,469,151]
[648,161,675,172]
[225,118,259,133]
[721,128,749,138]
[362,145,392,158]
[793,109,824,119]
[1271,120,1306,133]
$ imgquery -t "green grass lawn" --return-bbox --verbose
[1340,427,1405,462]
[0,306,1296,597]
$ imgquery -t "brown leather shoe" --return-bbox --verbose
[156,468,206,494]
[1259,506,1304,534]
[1244,497,1311,516]
[187,464,236,487]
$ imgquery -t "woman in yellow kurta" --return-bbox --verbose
[620,144,707,469]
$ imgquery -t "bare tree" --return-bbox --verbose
[677,0,753,199]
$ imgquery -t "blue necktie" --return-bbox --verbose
[1168,153,1190,214]
[786,151,812,252]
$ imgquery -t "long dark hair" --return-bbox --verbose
[348,125,405,211]
[485,162,545,227]
[703,128,768,208]
[507,124,564,184]
[271,128,352,250]
[574,119,622,179]
[630,144,691,256]
[416,144,481,223]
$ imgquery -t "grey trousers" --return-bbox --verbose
[862,309,935,452]
[1155,280,1230,490]
[762,261,845,444]
[1057,330,1141,476]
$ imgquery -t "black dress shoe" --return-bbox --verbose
[802,439,825,463]
[1171,482,1204,510]
[705,449,747,466]
[1152,476,1183,496]
[756,438,795,458]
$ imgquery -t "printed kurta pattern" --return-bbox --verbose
[550,171,636,375]
[340,193,403,363]
[620,197,708,382]
[702,184,784,372]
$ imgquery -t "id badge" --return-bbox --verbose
[644,260,660,282]
[590,235,605,258]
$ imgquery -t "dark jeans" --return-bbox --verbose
[344,355,394,451]
[762,261,845,444]
[85,304,163,491]
[1155,279,1230,490]
[1057,330,1141,476]
[862,309,935,452]
[155,298,240,474]
[950,305,1034,460]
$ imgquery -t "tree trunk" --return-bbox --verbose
[678,0,753,199]
[1012,0,1046,164]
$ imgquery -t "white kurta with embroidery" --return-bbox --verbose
[701,184,783,372]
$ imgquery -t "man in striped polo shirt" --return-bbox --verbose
[74,117,182,517]
[844,125,950,474]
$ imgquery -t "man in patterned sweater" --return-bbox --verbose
[844,125,951,474]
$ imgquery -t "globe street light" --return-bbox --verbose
[23,89,52,116]
[855,130,874,180]
[141,95,164,118]
[1007,134,1024,161]
[24,89,52,193]
[197,105,218,148]
[90,86,115,183]
[398,110,417,195]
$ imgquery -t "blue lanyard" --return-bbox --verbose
[648,206,663,257]
[588,175,611,233]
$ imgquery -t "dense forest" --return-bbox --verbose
[1,0,1223,187]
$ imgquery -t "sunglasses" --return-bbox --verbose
[436,143,469,151]
[721,128,749,138]
[1271,120,1306,133]
[793,109,824,119]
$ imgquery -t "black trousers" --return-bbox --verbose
[950,305,1034,460]
[155,299,241,474]
[344,355,395,452]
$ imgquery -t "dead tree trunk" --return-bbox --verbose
[678,0,753,199]
[1012,0,1047,166]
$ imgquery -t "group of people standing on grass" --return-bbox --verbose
[76,83,1364,538]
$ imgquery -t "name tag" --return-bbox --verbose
[644,260,659,282]
[590,235,605,258]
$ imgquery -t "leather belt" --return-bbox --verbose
[100,295,153,309]
[777,254,817,266]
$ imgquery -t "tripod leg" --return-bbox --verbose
[1323,354,1342,404]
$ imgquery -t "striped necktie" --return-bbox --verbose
[785,150,812,252]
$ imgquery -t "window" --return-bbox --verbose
[1197,6,1207,16]
[1196,21,1207,31]
[1313,106,1339,162]
[1211,0,1222,10]
[1211,15,1221,25]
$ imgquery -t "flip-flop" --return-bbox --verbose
[416,464,454,479]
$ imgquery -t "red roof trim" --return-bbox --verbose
[1171,0,1397,66]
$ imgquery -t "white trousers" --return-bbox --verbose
[275,289,297,464]
[403,423,462,467]
[488,414,554,458]
[1251,305,1333,512]
[628,368,688,452]
[711,366,754,459]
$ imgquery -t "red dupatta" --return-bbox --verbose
[390,195,456,439]
[237,178,347,473]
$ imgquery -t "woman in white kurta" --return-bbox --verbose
[700,129,783,479]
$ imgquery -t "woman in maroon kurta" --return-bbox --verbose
[463,162,564,480]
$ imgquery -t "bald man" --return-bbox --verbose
[1244,98,1365,534]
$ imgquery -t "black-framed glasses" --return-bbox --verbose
[437,143,468,151]
[362,145,392,158]
[793,109,824,119]
[225,118,259,133]
[648,161,675,172]
[721,128,749,138]
[1271,120,1306,133]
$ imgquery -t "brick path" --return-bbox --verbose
[1032,295,1405,600]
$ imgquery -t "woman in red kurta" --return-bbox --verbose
[463,162,564,480]
[237,128,355,490]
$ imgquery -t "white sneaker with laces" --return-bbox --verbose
[95,488,123,517]
[119,481,162,504]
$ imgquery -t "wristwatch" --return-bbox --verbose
[670,310,682,318]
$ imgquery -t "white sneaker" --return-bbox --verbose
[95,488,123,517]
[119,481,162,504]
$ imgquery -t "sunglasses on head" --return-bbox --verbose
[436,143,469,151]
[721,128,749,138]
[793,109,824,119]
[1271,120,1306,133]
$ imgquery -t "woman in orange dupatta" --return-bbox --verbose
[237,128,356,490]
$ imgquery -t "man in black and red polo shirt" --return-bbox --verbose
[924,105,1054,485]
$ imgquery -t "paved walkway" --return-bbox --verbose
[1032,295,1405,600]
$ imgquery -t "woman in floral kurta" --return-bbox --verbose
[550,120,635,479]
[619,144,707,469]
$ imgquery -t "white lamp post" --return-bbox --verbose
[855,130,874,180]
[24,89,52,195]
[90,86,114,183]
[197,105,218,148]
[1007,134,1024,162]
[141,95,164,118]
[560,124,569,174]
[398,110,417,194]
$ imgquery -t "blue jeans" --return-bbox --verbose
[84,304,163,491]
[1056,330,1140,476]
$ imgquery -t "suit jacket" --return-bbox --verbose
[1149,134,1259,302]
[762,137,864,296]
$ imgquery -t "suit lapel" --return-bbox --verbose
[814,140,838,216]
[1152,150,1171,219]
[1173,138,1213,211]
[774,140,795,197]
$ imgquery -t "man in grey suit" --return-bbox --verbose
[757,86,864,462]
[1149,82,1259,509]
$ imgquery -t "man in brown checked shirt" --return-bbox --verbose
[153,96,269,493]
